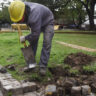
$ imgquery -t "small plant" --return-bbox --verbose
[83,65,95,74]
[63,64,71,70]
[83,62,96,73]
[92,62,96,71]
[40,70,53,83]
[8,91,12,96]
[30,73,42,82]
[69,69,79,76]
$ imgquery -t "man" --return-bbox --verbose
[9,1,54,75]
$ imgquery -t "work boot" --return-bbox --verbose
[39,67,47,76]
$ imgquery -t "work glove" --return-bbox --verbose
[20,36,25,43]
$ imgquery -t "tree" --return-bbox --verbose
[53,0,86,27]
[77,0,96,30]
[26,0,71,19]
[2,6,11,23]
[0,6,11,24]
[0,1,11,24]
[67,0,86,28]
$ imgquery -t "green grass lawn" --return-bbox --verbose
[0,32,96,80]
[54,34,96,49]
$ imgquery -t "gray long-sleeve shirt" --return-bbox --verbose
[24,2,54,42]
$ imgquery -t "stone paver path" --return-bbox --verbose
[0,72,37,96]
[56,41,96,52]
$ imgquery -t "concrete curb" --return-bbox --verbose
[55,32,96,35]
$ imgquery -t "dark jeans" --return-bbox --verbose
[39,24,54,67]
[29,24,54,67]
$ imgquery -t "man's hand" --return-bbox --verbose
[20,36,25,43]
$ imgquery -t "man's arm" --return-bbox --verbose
[25,8,41,43]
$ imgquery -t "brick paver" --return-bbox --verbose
[0,72,37,96]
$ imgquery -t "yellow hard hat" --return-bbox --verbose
[8,0,25,22]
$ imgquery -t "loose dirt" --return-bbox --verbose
[64,52,96,66]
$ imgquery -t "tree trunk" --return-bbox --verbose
[78,13,82,29]
[79,0,96,30]
[88,0,95,30]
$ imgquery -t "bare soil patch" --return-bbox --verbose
[64,52,96,66]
